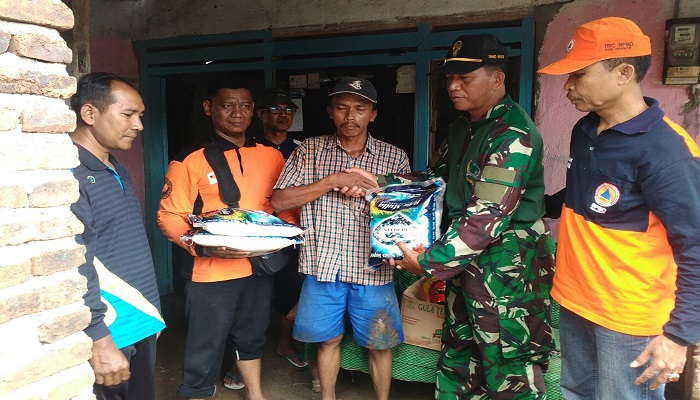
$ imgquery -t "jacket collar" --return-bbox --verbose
[594,97,663,135]
[74,143,116,171]
[460,93,514,127]
[210,132,257,151]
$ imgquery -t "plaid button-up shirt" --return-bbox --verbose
[275,134,410,285]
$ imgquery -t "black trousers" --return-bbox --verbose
[93,334,158,400]
[272,251,303,315]
[177,275,273,399]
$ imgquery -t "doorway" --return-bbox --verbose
[136,19,536,294]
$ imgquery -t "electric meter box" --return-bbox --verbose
[664,18,700,85]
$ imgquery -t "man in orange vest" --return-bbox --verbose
[539,17,700,399]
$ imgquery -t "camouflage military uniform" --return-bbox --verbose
[380,94,555,399]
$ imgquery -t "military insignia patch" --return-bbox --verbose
[465,161,481,184]
[452,40,463,57]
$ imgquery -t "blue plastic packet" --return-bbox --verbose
[365,178,445,271]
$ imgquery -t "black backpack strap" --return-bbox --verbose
[203,143,240,208]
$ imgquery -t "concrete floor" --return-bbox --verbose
[154,293,690,400]
[154,294,435,400]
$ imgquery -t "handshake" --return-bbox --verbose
[328,167,377,198]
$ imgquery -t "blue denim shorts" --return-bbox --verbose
[292,274,404,350]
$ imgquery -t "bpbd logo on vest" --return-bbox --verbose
[590,182,620,214]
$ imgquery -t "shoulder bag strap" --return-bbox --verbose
[203,143,240,208]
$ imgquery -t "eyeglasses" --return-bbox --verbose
[263,106,297,115]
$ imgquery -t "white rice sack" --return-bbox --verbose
[187,208,304,237]
[365,178,446,271]
[182,230,304,256]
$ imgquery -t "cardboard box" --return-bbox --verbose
[400,277,445,351]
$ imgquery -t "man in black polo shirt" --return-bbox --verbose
[255,88,307,365]
[70,72,164,400]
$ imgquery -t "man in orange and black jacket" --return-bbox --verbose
[158,76,295,400]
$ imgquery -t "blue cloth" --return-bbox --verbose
[559,307,665,400]
[292,274,403,349]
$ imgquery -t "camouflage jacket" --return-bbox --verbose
[379,94,548,280]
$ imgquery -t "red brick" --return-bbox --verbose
[9,32,72,64]
[0,269,87,324]
[37,303,90,344]
[28,237,85,276]
[0,206,83,247]
[0,68,76,99]
[21,106,76,133]
[0,1,74,31]
[26,171,79,207]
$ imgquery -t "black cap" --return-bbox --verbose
[257,87,298,109]
[431,34,507,75]
[328,77,377,103]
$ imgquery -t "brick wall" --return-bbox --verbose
[0,1,95,399]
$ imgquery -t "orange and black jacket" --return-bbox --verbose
[548,98,700,346]
[157,133,297,283]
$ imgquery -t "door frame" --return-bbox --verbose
[135,18,535,294]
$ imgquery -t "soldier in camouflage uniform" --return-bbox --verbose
[375,34,556,399]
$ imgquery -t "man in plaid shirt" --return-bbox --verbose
[272,77,410,400]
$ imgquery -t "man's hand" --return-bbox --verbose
[89,335,130,386]
[630,334,687,390]
[386,241,424,275]
[327,170,377,198]
[202,246,251,259]
[344,167,377,183]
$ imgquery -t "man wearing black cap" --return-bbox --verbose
[255,87,302,159]
[272,77,410,400]
[255,87,307,368]
[379,35,555,399]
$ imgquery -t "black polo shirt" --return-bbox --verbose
[254,135,301,160]
[72,144,164,348]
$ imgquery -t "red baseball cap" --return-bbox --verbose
[538,17,651,75]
